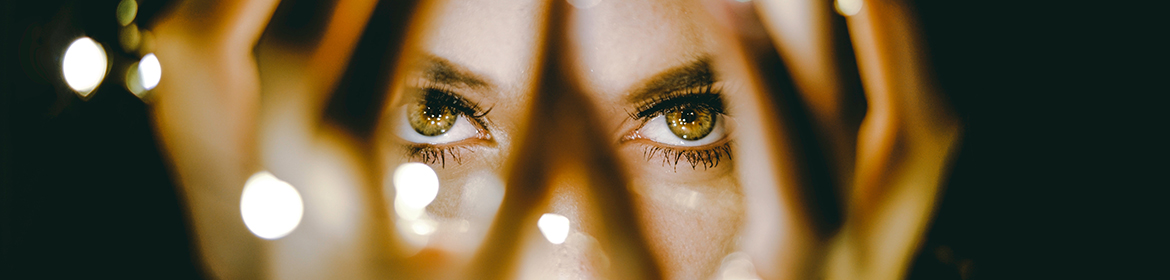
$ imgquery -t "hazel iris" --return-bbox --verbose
[665,105,715,140]
[408,100,457,136]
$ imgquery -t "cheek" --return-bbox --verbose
[375,134,507,257]
[624,158,745,279]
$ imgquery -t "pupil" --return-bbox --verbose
[409,100,458,136]
[680,109,697,123]
[665,106,715,141]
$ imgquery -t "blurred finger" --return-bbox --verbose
[829,1,962,280]
[753,0,865,192]
[701,0,844,279]
[156,0,281,52]
[467,1,661,279]
[145,0,281,278]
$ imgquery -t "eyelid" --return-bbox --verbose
[624,114,735,147]
[401,84,495,130]
[631,85,724,119]
[391,85,495,147]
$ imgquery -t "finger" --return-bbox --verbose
[701,0,843,279]
[155,0,281,53]
[145,0,280,278]
[753,0,866,192]
[249,0,394,278]
[466,1,662,278]
[830,1,962,280]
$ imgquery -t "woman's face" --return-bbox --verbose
[376,0,752,278]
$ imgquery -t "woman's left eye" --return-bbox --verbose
[395,96,480,144]
[636,105,727,147]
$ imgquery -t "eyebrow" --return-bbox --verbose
[625,57,715,104]
[416,54,492,89]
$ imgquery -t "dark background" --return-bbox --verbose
[1,0,1157,279]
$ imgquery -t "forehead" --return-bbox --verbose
[416,0,545,95]
[417,0,717,99]
[569,0,717,97]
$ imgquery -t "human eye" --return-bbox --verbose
[624,87,733,170]
[393,86,492,166]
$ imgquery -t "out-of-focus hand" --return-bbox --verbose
[705,0,961,279]
[149,0,279,278]
[149,0,389,278]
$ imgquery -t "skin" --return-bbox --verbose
[147,0,959,279]
[376,0,746,278]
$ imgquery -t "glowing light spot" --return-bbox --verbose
[538,213,571,245]
[116,0,137,26]
[240,171,304,240]
[835,0,863,16]
[119,24,140,52]
[718,252,762,280]
[124,62,144,97]
[393,163,439,209]
[457,220,471,232]
[62,37,108,97]
[393,197,425,220]
[390,163,441,251]
[138,53,161,90]
[411,220,437,235]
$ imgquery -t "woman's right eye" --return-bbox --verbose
[637,105,727,147]
[394,89,485,144]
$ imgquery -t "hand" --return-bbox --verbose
[707,0,961,279]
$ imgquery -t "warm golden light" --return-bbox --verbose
[62,37,108,97]
[240,171,304,240]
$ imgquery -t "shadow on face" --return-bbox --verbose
[374,0,755,278]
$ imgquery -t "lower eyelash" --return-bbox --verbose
[643,142,733,171]
[405,145,469,168]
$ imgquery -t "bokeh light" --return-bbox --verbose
[119,24,140,52]
[537,213,570,245]
[124,61,145,97]
[116,0,137,26]
[240,171,304,240]
[138,53,161,90]
[393,163,439,209]
[835,0,863,16]
[391,163,442,252]
[717,252,762,280]
[62,37,108,97]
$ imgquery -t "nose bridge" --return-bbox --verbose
[505,85,657,280]
[510,158,608,279]
[463,1,663,279]
[542,160,597,235]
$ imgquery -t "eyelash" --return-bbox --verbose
[405,145,470,168]
[629,85,732,170]
[401,85,492,167]
[406,83,493,121]
[643,142,733,170]
[629,84,724,119]
[398,84,732,170]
